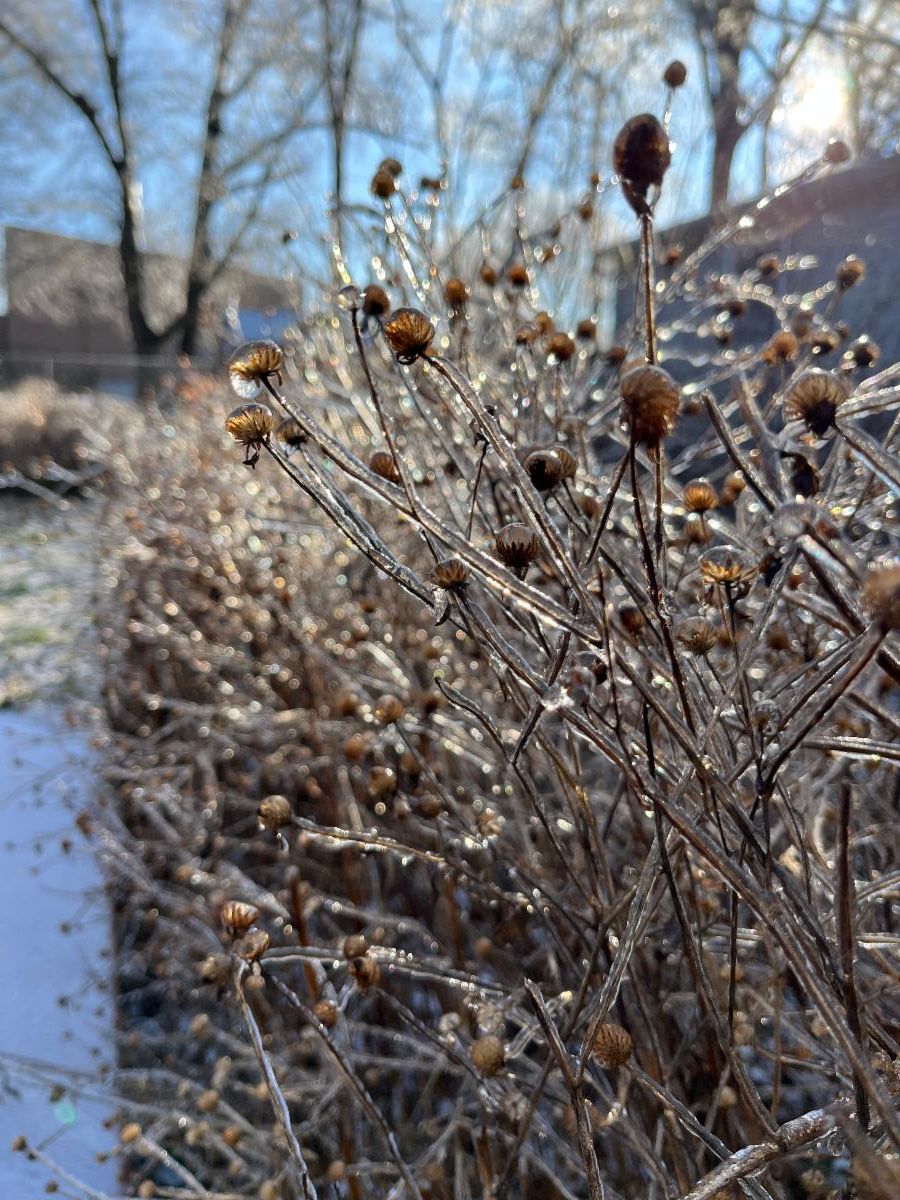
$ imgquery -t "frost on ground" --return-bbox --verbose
[0,494,116,1193]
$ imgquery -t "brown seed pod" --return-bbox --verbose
[578,198,594,221]
[757,254,780,277]
[370,449,402,483]
[471,1034,505,1076]
[225,404,275,467]
[788,453,820,498]
[863,561,900,632]
[506,263,529,288]
[824,137,851,164]
[809,326,840,355]
[375,694,405,724]
[495,523,541,572]
[276,416,307,449]
[197,1090,219,1114]
[676,616,717,656]
[720,471,746,505]
[227,340,284,399]
[432,557,471,589]
[683,514,713,545]
[220,899,260,934]
[760,330,799,364]
[343,934,368,959]
[612,114,671,213]
[235,927,269,962]
[443,277,469,307]
[619,605,646,636]
[524,448,566,491]
[362,284,391,318]
[576,317,597,340]
[313,999,339,1029]
[843,335,880,369]
[663,60,687,88]
[546,331,576,362]
[550,445,577,480]
[683,479,718,514]
[350,955,381,989]
[590,1023,633,1069]
[699,545,755,586]
[783,368,849,435]
[663,245,683,266]
[480,262,498,286]
[836,254,865,289]
[620,365,680,448]
[515,323,539,346]
[605,344,628,367]
[258,794,292,831]
[378,156,402,177]
[382,308,435,363]
[371,168,396,199]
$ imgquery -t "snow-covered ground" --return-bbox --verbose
[0,499,119,1195]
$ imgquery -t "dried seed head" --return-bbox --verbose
[843,335,880,369]
[382,308,435,363]
[362,284,391,318]
[343,934,368,959]
[824,137,851,164]
[552,445,577,480]
[314,999,339,1029]
[235,928,270,962]
[225,403,275,457]
[533,311,554,334]
[788,453,819,498]
[683,479,718,514]
[720,471,746,505]
[524,448,567,491]
[443,277,469,307]
[605,344,628,367]
[809,326,840,355]
[578,198,594,221]
[613,114,671,213]
[375,694,405,724]
[258,794,292,831]
[350,955,381,989]
[227,340,284,399]
[576,317,597,340]
[836,254,865,289]
[757,254,780,277]
[663,60,687,88]
[783,368,849,435]
[371,168,396,199]
[480,262,498,286]
[220,900,260,934]
[379,156,403,178]
[699,545,755,586]
[676,616,717,656]
[495,523,541,572]
[370,449,401,483]
[276,416,307,449]
[863,561,900,632]
[620,365,680,448]
[590,1023,633,1069]
[197,1090,219,1114]
[761,330,799,364]
[683,514,713,545]
[120,1123,142,1145]
[432,557,471,589]
[471,1034,505,1076]
[619,605,646,636]
[506,263,529,288]
[546,331,576,362]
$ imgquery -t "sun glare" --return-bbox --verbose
[783,69,849,138]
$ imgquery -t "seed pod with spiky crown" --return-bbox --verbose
[676,616,717,655]
[843,335,880,369]
[836,254,865,289]
[443,277,469,307]
[546,331,576,362]
[276,416,307,449]
[550,445,577,480]
[220,899,260,934]
[258,794,292,831]
[432,557,470,589]
[699,545,755,586]
[663,60,687,88]
[613,114,671,213]
[761,329,799,365]
[683,480,718,514]
[235,928,269,962]
[863,561,900,632]
[523,448,567,491]
[471,1034,505,1076]
[620,365,680,449]
[783,368,849,435]
[370,449,401,484]
[225,403,275,467]
[371,168,396,199]
[362,283,391,318]
[382,308,435,363]
[590,1023,633,1069]
[227,340,284,399]
[495,523,541,573]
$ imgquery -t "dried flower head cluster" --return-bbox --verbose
[88,85,899,1200]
